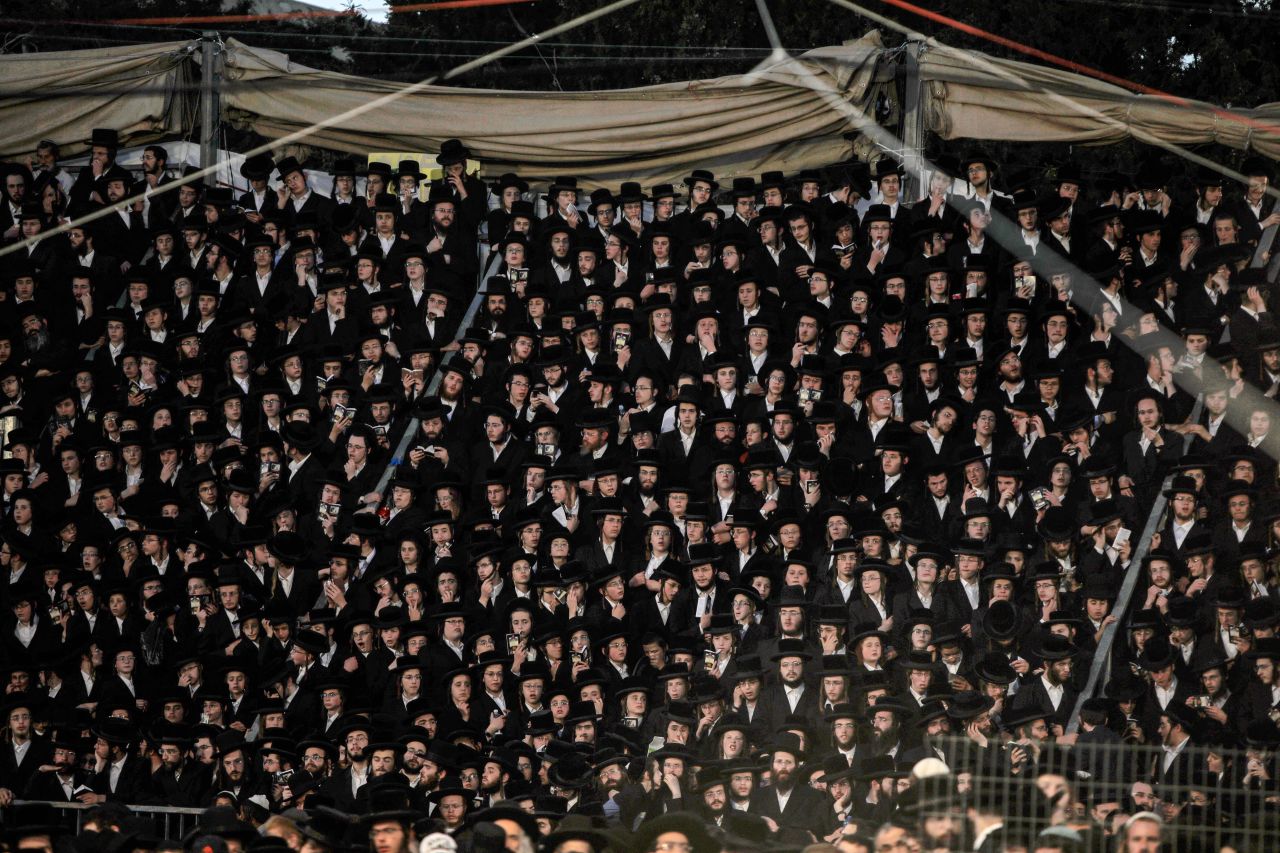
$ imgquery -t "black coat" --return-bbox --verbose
[89,753,151,803]
[0,736,50,795]
[748,782,831,832]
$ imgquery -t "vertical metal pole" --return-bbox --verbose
[199,32,220,188]
[899,39,925,199]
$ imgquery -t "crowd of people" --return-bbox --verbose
[1,125,1280,853]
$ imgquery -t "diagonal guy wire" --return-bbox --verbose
[0,0,645,262]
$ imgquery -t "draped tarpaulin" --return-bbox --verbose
[0,41,197,160]
[916,40,1280,161]
[214,34,890,189]
[4,30,1277,179]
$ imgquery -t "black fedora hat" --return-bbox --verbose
[1137,636,1175,671]
[945,690,993,721]
[239,153,275,181]
[683,169,719,191]
[87,128,120,148]
[436,138,471,167]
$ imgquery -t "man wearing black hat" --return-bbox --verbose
[1008,635,1080,730]
[274,157,335,232]
[761,639,818,731]
[748,733,827,831]
[83,718,149,803]
[778,207,838,304]
[151,731,209,806]
[21,733,88,803]
[69,128,120,206]
[90,165,151,267]
[1152,703,1199,788]
[236,153,279,224]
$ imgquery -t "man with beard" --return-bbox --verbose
[477,751,515,805]
[1009,636,1079,730]
[21,735,86,802]
[367,742,400,781]
[748,732,826,830]
[999,706,1051,777]
[826,703,863,767]
[207,737,255,803]
[901,702,954,766]
[297,739,334,787]
[413,740,449,795]
[430,782,472,835]
[532,223,574,290]
[864,696,909,759]
[140,144,178,221]
[594,751,634,824]
[94,166,149,267]
[991,345,1026,405]
[569,244,601,302]
[59,222,122,308]
[623,447,660,517]
[321,719,373,812]
[723,758,757,813]
[424,192,476,281]
[1,164,28,244]
[149,732,207,806]
[698,771,729,826]
[947,690,997,751]
[398,732,429,789]
[576,407,618,472]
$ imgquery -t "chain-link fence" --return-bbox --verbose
[862,735,1280,852]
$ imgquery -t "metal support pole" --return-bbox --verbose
[899,39,925,199]
[199,32,220,187]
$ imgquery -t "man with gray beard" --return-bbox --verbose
[19,305,70,382]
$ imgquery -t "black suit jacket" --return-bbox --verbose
[748,783,831,832]
[629,337,690,392]
[1120,427,1183,505]
[23,769,90,802]
[630,593,693,640]
[1010,674,1079,730]
[89,754,151,803]
[286,452,329,513]
[150,763,209,806]
[760,682,820,732]
[0,736,50,794]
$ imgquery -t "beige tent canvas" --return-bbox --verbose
[2,30,1275,184]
